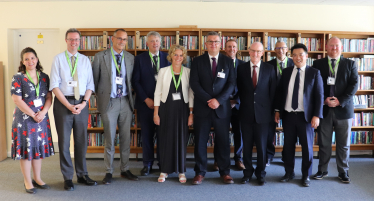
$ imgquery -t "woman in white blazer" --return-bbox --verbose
[153,45,194,183]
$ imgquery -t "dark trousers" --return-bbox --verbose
[138,108,158,167]
[282,112,314,177]
[54,96,88,181]
[194,113,231,176]
[231,108,243,161]
[241,120,268,178]
[267,121,276,161]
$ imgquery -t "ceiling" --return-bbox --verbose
[1,0,374,6]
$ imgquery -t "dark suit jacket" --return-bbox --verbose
[132,51,169,111]
[266,57,294,85]
[232,58,246,110]
[190,53,236,118]
[312,57,358,119]
[237,61,277,124]
[275,66,324,122]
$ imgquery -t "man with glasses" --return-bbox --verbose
[50,28,97,191]
[237,42,276,185]
[266,41,294,166]
[275,43,323,187]
[190,31,235,185]
[92,29,138,184]
[132,31,169,176]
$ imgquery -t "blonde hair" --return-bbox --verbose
[167,44,187,65]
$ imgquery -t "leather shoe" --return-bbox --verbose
[280,172,295,182]
[258,177,266,186]
[64,180,74,191]
[338,172,351,183]
[24,184,36,194]
[221,174,234,184]
[192,175,204,185]
[241,176,251,184]
[213,162,219,171]
[32,180,50,189]
[302,176,310,187]
[235,161,245,170]
[140,166,152,176]
[121,170,139,181]
[77,175,97,186]
[313,171,328,180]
[102,173,112,185]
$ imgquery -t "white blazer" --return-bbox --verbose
[154,66,194,107]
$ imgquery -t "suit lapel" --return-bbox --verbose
[256,62,265,90]
[146,51,155,79]
[336,57,346,82]
[284,67,293,97]
[304,66,311,94]
[215,54,225,81]
[124,51,132,89]
[103,49,112,82]
[203,53,214,81]
[245,62,254,90]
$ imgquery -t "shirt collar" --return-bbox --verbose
[66,50,78,58]
[328,55,340,61]
[150,51,159,57]
[277,57,287,64]
[294,65,306,71]
[208,53,219,60]
[250,60,261,67]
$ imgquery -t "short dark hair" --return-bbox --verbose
[113,29,127,36]
[225,39,237,48]
[206,31,220,41]
[65,28,81,39]
[18,47,43,73]
[291,43,308,54]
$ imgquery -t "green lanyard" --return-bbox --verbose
[111,47,124,74]
[149,51,160,72]
[65,51,78,77]
[277,58,288,75]
[234,59,236,68]
[26,70,40,97]
[171,65,183,91]
[328,57,340,76]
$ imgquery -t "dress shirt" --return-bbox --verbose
[150,51,159,66]
[285,65,306,112]
[250,60,261,83]
[110,50,127,98]
[208,53,219,69]
[49,51,95,95]
[277,57,287,66]
[328,55,340,77]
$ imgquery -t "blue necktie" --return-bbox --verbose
[116,54,123,97]
[292,68,300,110]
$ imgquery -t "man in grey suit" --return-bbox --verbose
[92,29,138,184]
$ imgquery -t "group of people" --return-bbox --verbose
[10,28,358,194]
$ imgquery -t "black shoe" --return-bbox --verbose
[258,177,266,186]
[302,176,310,187]
[102,173,112,185]
[32,180,50,189]
[24,184,36,194]
[241,176,251,184]
[338,172,351,183]
[313,171,328,180]
[280,172,295,182]
[121,170,139,181]
[64,180,74,191]
[77,175,97,186]
[140,166,152,176]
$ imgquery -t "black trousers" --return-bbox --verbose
[266,121,276,161]
[137,108,158,167]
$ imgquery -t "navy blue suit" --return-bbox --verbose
[275,66,323,177]
[132,51,169,166]
[237,61,276,178]
[190,53,235,176]
[266,57,294,161]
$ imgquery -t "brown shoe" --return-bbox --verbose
[235,161,245,170]
[192,175,204,185]
[221,175,234,184]
[213,162,219,171]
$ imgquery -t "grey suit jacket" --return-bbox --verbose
[92,48,135,113]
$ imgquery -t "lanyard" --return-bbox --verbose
[65,51,78,77]
[149,51,160,72]
[111,47,124,74]
[234,59,236,68]
[277,58,288,75]
[26,70,40,97]
[328,57,340,76]
[171,65,183,91]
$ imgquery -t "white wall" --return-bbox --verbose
[1,1,374,154]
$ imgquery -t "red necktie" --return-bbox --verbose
[252,65,257,88]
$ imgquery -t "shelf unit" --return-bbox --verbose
[0,62,6,161]
[77,28,374,156]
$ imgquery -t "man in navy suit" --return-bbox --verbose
[237,42,276,185]
[132,31,169,176]
[312,37,358,183]
[190,31,236,185]
[275,43,324,187]
[266,41,294,166]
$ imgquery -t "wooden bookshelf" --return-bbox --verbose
[0,62,6,161]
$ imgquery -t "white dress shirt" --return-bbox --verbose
[285,65,306,112]
[250,60,261,84]
[208,53,219,69]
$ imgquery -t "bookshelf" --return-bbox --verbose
[0,62,6,161]
[77,28,374,156]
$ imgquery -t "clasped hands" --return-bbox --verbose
[207,98,220,109]
[32,111,46,123]
[68,103,86,115]
[325,96,340,107]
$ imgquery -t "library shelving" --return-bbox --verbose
[0,62,6,161]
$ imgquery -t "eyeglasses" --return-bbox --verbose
[67,38,80,42]
[115,37,128,42]
[275,47,288,50]
[249,49,263,54]
[206,41,221,45]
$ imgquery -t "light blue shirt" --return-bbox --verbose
[110,50,127,98]
[49,51,95,95]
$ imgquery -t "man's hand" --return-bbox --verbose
[325,96,340,107]
[230,100,237,108]
[73,102,86,115]
[275,112,280,124]
[67,104,79,114]
[311,116,320,129]
[145,98,154,109]
[207,98,220,109]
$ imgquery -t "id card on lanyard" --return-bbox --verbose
[65,51,78,87]
[111,47,124,85]
[327,57,340,85]
[171,65,183,101]
[26,70,42,107]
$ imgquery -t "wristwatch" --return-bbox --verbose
[82,99,88,104]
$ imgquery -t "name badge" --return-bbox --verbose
[217,72,226,78]
[327,77,335,85]
[172,92,181,101]
[116,77,123,85]
[34,98,43,107]
[67,81,77,87]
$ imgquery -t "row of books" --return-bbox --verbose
[341,38,374,52]
[107,36,135,50]
[348,56,374,71]
[358,75,373,90]
[300,38,323,51]
[351,131,373,144]
[352,112,374,126]
[179,36,198,50]
[274,132,318,146]
[266,37,296,51]
[201,36,247,50]
[88,113,136,128]
[79,36,104,50]
[353,95,374,109]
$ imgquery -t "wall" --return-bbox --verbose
[1,1,374,155]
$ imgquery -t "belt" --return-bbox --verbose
[285,111,304,115]
[65,96,83,99]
